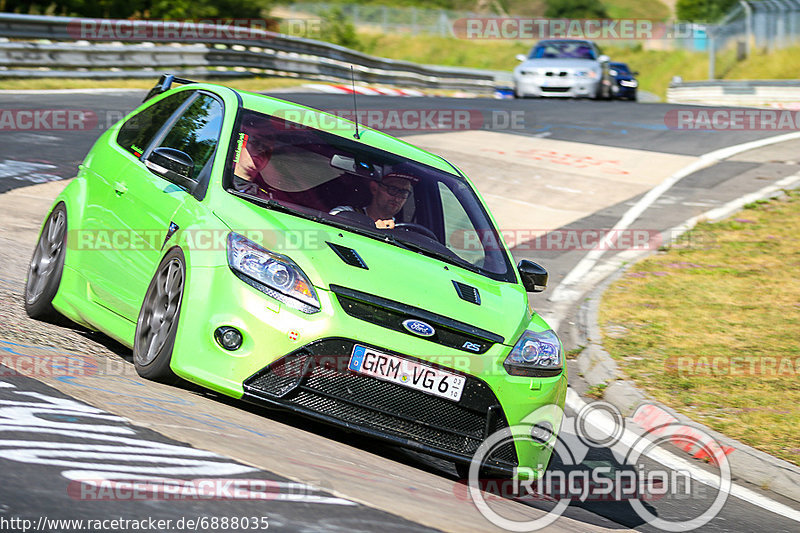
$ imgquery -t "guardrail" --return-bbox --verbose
[667,80,800,108]
[0,13,511,91]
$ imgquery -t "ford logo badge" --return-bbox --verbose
[402,319,435,337]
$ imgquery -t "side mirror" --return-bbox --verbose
[598,54,610,63]
[145,147,197,192]
[518,260,548,293]
[632,71,640,76]
[516,54,527,62]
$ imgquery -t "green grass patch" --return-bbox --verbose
[586,383,608,400]
[599,191,800,464]
[602,0,671,20]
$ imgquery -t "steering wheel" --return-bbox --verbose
[394,223,438,241]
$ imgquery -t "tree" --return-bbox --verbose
[319,7,360,49]
[545,0,608,18]
[676,0,739,22]
[0,0,273,19]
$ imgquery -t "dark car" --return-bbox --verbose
[608,62,638,101]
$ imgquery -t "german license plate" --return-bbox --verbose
[348,345,465,402]
[542,79,568,87]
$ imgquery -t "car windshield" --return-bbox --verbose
[530,41,596,60]
[611,63,630,74]
[224,109,515,282]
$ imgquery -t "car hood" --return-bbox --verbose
[518,58,600,70]
[214,205,529,343]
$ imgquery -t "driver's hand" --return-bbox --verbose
[374,219,395,229]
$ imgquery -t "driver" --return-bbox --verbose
[232,121,273,197]
[330,172,415,229]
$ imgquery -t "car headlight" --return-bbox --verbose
[575,70,599,79]
[503,329,563,377]
[227,232,320,313]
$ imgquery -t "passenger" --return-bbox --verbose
[232,124,273,197]
[330,172,415,229]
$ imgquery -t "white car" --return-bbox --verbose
[513,39,610,99]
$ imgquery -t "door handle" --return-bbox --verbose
[114,182,128,196]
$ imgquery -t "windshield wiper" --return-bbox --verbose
[228,189,323,222]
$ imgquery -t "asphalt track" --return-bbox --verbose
[0,90,798,532]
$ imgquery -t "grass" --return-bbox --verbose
[599,191,800,465]
[352,33,710,98]
[602,0,671,20]
[565,346,586,360]
[587,383,608,400]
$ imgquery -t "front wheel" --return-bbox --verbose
[133,247,186,383]
[25,203,67,321]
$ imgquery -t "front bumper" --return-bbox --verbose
[611,82,638,99]
[171,264,568,474]
[243,338,520,474]
[515,76,600,98]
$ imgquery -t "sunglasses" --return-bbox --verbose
[246,136,272,157]
[379,182,412,199]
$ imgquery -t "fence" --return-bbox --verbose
[0,13,509,91]
[713,0,800,52]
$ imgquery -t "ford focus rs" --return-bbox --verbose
[25,75,567,477]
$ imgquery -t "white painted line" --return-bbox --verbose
[668,171,800,238]
[541,171,800,333]
[549,131,800,305]
[545,184,583,194]
[565,390,800,522]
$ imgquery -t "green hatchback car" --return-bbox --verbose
[25,76,567,477]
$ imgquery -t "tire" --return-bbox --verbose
[133,247,186,383]
[25,203,67,321]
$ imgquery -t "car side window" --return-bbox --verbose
[438,182,486,267]
[157,94,224,179]
[117,91,193,158]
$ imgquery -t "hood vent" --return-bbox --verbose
[453,281,480,305]
[326,242,368,269]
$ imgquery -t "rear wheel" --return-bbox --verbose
[133,247,186,383]
[25,203,67,321]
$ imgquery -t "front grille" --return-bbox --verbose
[330,284,502,354]
[244,339,518,468]
[542,86,571,93]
